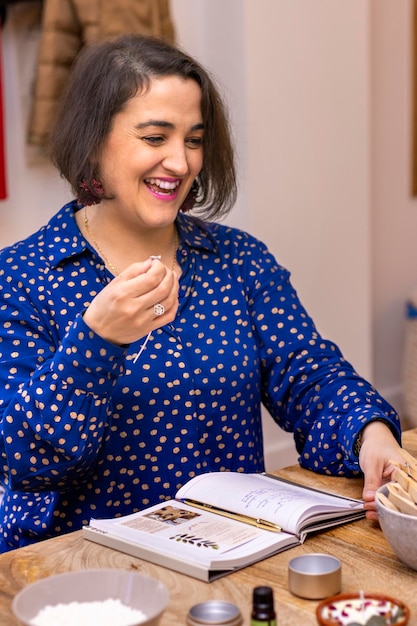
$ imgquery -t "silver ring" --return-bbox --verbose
[153,303,165,316]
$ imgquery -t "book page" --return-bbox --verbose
[90,500,265,564]
[119,501,259,551]
[86,498,299,574]
[176,472,364,536]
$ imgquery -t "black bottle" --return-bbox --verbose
[251,586,276,626]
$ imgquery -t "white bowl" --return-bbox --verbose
[376,484,417,571]
[12,568,169,626]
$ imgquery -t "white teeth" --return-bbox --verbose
[146,178,180,190]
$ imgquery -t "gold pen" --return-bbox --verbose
[181,499,281,533]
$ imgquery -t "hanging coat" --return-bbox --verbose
[27,0,175,148]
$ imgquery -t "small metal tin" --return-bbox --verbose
[288,553,341,600]
[186,600,243,625]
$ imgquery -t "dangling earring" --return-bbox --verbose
[77,179,104,206]
[180,180,199,213]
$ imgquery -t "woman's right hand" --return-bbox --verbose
[82,257,179,346]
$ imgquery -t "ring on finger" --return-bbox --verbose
[153,303,165,316]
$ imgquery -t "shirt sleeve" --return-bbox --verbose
[0,282,127,491]
[244,237,401,477]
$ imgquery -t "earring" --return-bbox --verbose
[77,179,104,206]
[180,180,199,213]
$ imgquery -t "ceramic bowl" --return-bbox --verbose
[316,592,409,626]
[12,568,169,626]
[376,483,417,571]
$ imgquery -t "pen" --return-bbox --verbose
[181,499,281,533]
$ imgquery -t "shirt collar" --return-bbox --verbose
[176,212,218,254]
[44,201,218,269]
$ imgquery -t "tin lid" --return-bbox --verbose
[288,553,342,600]
[187,600,243,625]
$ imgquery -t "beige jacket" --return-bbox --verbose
[28,0,175,147]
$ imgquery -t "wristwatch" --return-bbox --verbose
[353,430,363,457]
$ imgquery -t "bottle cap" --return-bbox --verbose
[253,586,274,610]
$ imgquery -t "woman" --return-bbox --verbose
[0,35,403,551]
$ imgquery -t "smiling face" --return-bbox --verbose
[96,75,204,231]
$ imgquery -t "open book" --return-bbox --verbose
[83,472,365,582]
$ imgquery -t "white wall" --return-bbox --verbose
[371,0,417,418]
[0,7,71,248]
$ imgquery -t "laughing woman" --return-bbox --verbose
[0,34,403,551]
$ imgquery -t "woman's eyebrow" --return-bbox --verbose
[136,120,205,131]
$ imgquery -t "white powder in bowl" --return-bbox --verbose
[30,598,147,626]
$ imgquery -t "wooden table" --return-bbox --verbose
[2,430,417,626]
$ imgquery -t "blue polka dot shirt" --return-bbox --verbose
[0,200,400,550]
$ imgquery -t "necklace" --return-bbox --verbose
[83,207,178,275]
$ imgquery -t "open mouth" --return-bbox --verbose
[145,178,180,195]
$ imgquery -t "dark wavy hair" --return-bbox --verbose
[48,34,237,220]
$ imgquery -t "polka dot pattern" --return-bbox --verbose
[0,201,400,551]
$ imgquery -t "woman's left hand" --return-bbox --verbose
[359,420,404,521]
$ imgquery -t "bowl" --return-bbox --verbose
[12,568,169,626]
[316,592,409,626]
[376,484,417,571]
[288,553,341,600]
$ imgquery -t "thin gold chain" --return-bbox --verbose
[83,207,178,275]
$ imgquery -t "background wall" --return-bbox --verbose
[1,0,415,469]
[371,0,417,412]
[0,5,72,249]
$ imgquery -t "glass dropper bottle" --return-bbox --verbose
[251,586,276,626]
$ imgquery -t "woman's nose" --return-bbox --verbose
[162,144,189,175]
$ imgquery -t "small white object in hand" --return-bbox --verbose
[31,598,147,626]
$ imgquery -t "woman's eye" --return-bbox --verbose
[142,136,165,145]
[186,137,203,148]
[141,135,203,148]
